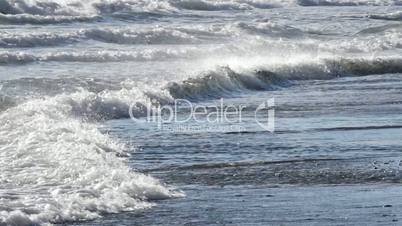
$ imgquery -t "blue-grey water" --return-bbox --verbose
[1,0,402,225]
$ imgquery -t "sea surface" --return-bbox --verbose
[1,0,402,225]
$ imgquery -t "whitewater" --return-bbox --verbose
[1,0,402,225]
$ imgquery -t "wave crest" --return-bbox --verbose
[82,27,197,45]
[171,0,278,11]
[0,13,98,24]
[235,20,305,38]
[167,66,287,100]
[0,27,199,48]
[0,31,79,48]
[1,0,398,22]
[0,48,194,64]
[165,56,402,100]
[369,11,402,21]
[297,0,399,6]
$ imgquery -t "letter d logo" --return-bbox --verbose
[254,98,275,133]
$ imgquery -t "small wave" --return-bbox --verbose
[0,0,88,16]
[272,57,402,79]
[0,31,80,48]
[0,27,198,48]
[0,77,122,102]
[171,0,277,11]
[0,22,310,48]
[4,54,401,117]
[2,56,402,114]
[42,49,192,62]
[0,52,37,64]
[0,48,194,64]
[167,67,289,100]
[323,57,402,76]
[2,69,282,120]
[156,158,345,171]
[0,77,172,121]
[167,0,244,11]
[356,24,402,35]
[172,0,398,9]
[0,0,176,16]
[0,0,399,22]
[234,20,306,38]
[369,11,402,21]
[92,0,175,14]
[297,0,400,6]
[160,157,402,186]
[3,55,402,102]
[0,13,98,24]
[81,27,198,45]
[0,0,173,24]
[314,125,402,131]
[167,57,402,100]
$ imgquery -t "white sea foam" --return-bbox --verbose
[0,13,98,24]
[170,0,280,11]
[0,0,173,16]
[81,27,198,44]
[0,31,80,48]
[297,0,399,6]
[0,0,398,25]
[0,27,198,47]
[0,89,181,225]
[0,0,398,20]
[233,20,305,38]
[0,48,197,64]
[0,22,291,48]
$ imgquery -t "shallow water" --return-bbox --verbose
[1,0,402,225]
[73,73,402,225]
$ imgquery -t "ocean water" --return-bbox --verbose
[1,0,402,225]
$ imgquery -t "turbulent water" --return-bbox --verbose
[1,0,402,225]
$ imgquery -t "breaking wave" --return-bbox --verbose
[0,13,98,24]
[167,57,402,99]
[3,55,402,118]
[1,53,401,224]
[2,51,402,92]
[167,67,288,100]
[170,0,280,11]
[369,11,402,21]
[0,31,80,48]
[2,56,392,114]
[0,19,313,48]
[0,27,199,48]
[0,48,197,64]
[234,20,305,38]
[82,27,198,45]
[0,89,183,225]
[297,0,400,6]
[0,0,399,23]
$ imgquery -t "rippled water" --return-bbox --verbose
[1,0,402,225]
